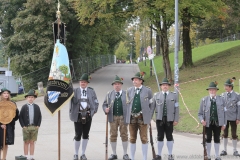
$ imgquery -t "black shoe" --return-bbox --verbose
[123,154,130,160]
[220,150,227,156]
[108,154,118,160]
[215,157,221,160]
[155,155,162,160]
[80,154,87,160]
[168,155,174,160]
[73,154,79,160]
[233,151,240,156]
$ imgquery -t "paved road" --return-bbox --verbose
[8,64,238,160]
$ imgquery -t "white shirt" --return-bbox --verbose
[27,103,34,124]
[80,87,88,109]
[135,85,142,94]
[115,90,122,98]
[162,91,169,95]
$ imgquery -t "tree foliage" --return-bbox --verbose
[115,41,128,60]
[0,0,123,76]
[179,0,226,69]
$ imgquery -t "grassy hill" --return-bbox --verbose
[139,41,240,134]
[139,40,240,79]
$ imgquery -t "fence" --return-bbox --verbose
[20,54,115,93]
[216,33,240,43]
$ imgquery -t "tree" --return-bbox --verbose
[195,0,240,41]
[115,41,128,60]
[179,0,226,69]
[59,65,69,77]
[71,0,175,80]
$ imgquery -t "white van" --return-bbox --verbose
[0,67,18,97]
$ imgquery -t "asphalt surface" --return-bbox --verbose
[7,64,239,160]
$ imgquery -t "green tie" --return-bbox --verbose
[163,92,167,116]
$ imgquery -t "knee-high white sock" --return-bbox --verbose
[81,139,88,155]
[214,143,220,158]
[223,138,228,151]
[233,139,237,152]
[207,143,211,159]
[157,141,164,156]
[110,142,117,155]
[130,143,136,160]
[167,141,174,155]
[122,141,128,155]
[142,143,148,160]
[74,140,81,155]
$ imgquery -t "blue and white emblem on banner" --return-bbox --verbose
[48,91,61,103]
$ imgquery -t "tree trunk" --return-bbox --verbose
[156,33,160,56]
[161,22,172,82]
[181,8,193,69]
[160,35,167,78]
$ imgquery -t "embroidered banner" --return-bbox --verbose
[44,39,73,115]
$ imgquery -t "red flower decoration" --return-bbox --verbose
[89,76,92,80]
[230,79,233,83]
[214,81,218,85]
[121,78,123,81]
[140,72,146,76]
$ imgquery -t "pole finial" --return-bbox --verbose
[56,0,61,19]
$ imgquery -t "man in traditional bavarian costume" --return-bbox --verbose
[220,78,240,157]
[126,72,152,160]
[102,75,130,160]
[198,82,226,160]
[151,78,179,160]
[69,73,99,160]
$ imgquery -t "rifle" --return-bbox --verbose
[202,100,208,160]
[105,111,108,160]
[149,123,156,160]
[105,92,113,160]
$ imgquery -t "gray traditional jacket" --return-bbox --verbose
[221,91,240,121]
[126,85,153,124]
[69,87,99,122]
[151,91,179,122]
[198,95,226,127]
[102,90,128,124]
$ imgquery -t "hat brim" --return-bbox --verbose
[224,83,233,86]
[79,79,90,83]
[131,77,144,82]
[0,89,11,95]
[25,95,37,98]
[112,81,123,85]
[160,83,171,86]
[206,87,219,90]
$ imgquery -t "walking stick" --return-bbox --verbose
[0,128,6,159]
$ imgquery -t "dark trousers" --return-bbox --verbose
[74,118,92,141]
[156,116,173,141]
[206,123,221,143]
[223,120,237,139]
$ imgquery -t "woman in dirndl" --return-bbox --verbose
[0,88,19,160]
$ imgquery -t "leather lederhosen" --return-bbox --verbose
[77,98,91,124]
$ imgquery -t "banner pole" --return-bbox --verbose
[58,110,61,160]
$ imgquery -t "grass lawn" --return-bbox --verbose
[139,40,240,79]
[139,42,240,134]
